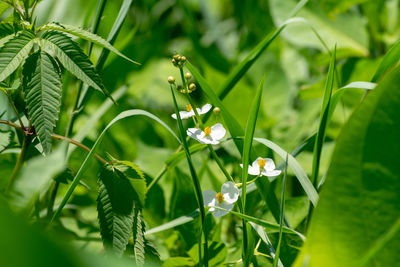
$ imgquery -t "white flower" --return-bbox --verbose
[240,157,281,177]
[203,182,239,217]
[171,103,212,119]
[187,123,226,144]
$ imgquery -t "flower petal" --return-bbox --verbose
[262,169,282,177]
[198,103,212,114]
[187,128,203,142]
[210,123,226,140]
[203,190,217,207]
[221,182,239,204]
[248,165,261,175]
[263,158,276,171]
[240,164,260,175]
[212,202,234,217]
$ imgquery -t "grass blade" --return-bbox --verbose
[372,39,400,82]
[169,86,209,267]
[51,109,180,222]
[311,46,336,188]
[241,77,264,265]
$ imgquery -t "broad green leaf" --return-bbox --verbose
[311,46,336,187]
[23,51,62,155]
[0,31,35,82]
[295,66,400,266]
[97,161,146,255]
[41,31,111,98]
[40,23,140,65]
[52,109,180,222]
[270,0,369,56]
[372,39,400,82]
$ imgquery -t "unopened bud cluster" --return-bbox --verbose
[168,55,197,94]
[171,54,186,67]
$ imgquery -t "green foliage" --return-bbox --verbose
[41,31,111,98]
[295,66,400,266]
[0,30,35,82]
[23,50,62,155]
[97,161,144,255]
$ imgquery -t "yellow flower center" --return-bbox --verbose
[186,104,192,112]
[204,127,211,136]
[258,158,266,168]
[216,192,224,203]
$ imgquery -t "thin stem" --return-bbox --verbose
[170,84,208,267]
[1,88,25,129]
[147,165,167,191]
[0,120,108,164]
[52,134,108,164]
[6,134,31,192]
[207,144,234,183]
[273,154,288,267]
[46,181,60,220]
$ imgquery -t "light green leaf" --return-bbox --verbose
[40,23,140,65]
[295,66,400,266]
[372,39,400,82]
[23,51,62,155]
[0,31,35,82]
[41,31,111,98]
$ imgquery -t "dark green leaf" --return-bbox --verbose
[0,31,35,82]
[23,51,62,155]
[41,31,112,99]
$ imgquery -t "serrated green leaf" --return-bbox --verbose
[0,22,14,38]
[0,130,12,151]
[97,161,146,255]
[40,23,140,65]
[0,31,35,82]
[0,34,15,49]
[22,51,62,155]
[132,208,145,266]
[41,31,111,98]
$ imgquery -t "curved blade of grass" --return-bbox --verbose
[311,46,336,188]
[253,137,318,206]
[217,0,309,99]
[213,206,305,240]
[170,86,209,267]
[372,39,400,82]
[186,61,284,224]
[51,109,180,223]
[241,77,264,265]
[145,210,199,236]
[77,0,133,108]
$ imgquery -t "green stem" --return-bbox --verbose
[6,133,32,192]
[170,84,208,267]
[147,165,167,191]
[46,181,60,220]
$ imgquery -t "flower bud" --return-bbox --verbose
[173,55,180,61]
[184,72,192,80]
[167,76,175,84]
[213,107,221,115]
[189,83,196,91]
[177,84,183,90]
[181,56,186,62]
